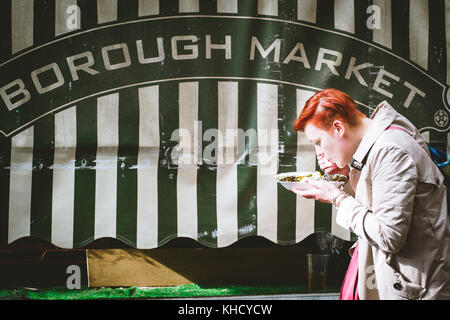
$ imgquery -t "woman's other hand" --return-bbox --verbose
[316,146,350,177]
[291,179,341,204]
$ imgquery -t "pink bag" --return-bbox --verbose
[340,241,359,300]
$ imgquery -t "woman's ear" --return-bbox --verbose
[332,120,345,137]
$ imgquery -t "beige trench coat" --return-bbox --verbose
[336,101,450,300]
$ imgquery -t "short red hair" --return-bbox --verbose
[294,88,366,132]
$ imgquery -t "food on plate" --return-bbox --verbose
[275,171,347,184]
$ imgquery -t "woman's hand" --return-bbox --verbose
[316,148,350,177]
[291,178,341,204]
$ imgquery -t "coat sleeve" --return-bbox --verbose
[336,145,418,253]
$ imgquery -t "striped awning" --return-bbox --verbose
[0,0,448,249]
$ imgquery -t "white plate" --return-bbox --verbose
[274,172,345,192]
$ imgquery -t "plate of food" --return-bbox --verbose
[274,171,347,192]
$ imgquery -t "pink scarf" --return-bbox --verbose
[340,241,359,300]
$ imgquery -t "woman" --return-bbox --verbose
[293,88,450,300]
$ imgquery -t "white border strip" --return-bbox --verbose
[217,0,238,14]
[297,0,316,23]
[97,0,118,24]
[177,82,198,239]
[11,0,34,54]
[8,126,34,243]
[179,0,199,13]
[216,81,239,247]
[334,0,355,34]
[52,106,77,248]
[258,0,278,16]
[409,0,429,70]
[136,85,160,248]
[256,83,278,242]
[295,89,316,241]
[55,0,79,37]
[138,0,159,17]
[94,93,119,239]
[373,0,392,49]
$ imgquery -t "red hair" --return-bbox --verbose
[294,88,366,132]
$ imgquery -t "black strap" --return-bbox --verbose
[351,159,364,170]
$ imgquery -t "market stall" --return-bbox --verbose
[0,0,448,294]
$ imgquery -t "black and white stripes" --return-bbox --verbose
[5,80,355,248]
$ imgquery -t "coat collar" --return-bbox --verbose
[350,101,397,170]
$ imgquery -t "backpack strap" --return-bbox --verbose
[387,126,450,180]
[386,125,406,132]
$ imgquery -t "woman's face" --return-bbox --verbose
[304,121,353,168]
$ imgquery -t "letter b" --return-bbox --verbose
[0,79,31,111]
